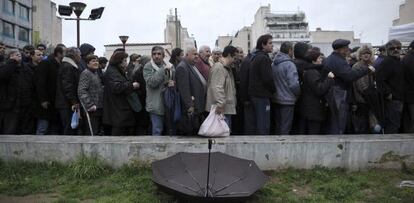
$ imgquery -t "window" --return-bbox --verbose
[18,27,29,42]
[3,0,14,14]
[2,21,14,38]
[19,4,29,21]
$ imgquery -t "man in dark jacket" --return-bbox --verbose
[55,47,82,135]
[403,40,414,133]
[239,52,256,135]
[35,45,65,135]
[325,39,373,134]
[0,49,35,134]
[78,43,95,72]
[176,47,207,135]
[272,42,301,135]
[248,34,276,135]
[376,39,405,133]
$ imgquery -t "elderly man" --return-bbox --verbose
[176,47,207,135]
[55,47,82,135]
[325,39,374,134]
[143,46,174,135]
[195,45,211,80]
[376,39,405,133]
[209,47,222,67]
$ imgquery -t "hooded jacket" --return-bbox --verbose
[272,52,301,105]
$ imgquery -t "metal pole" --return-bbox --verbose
[123,43,125,50]
[205,139,212,198]
[76,17,80,48]
[175,8,180,48]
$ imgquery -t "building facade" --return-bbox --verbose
[393,0,414,26]
[32,0,62,47]
[164,11,196,49]
[310,28,366,56]
[103,42,173,61]
[251,5,310,50]
[0,0,32,48]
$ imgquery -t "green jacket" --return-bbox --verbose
[143,61,168,115]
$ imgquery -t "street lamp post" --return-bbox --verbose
[119,35,129,50]
[58,2,105,48]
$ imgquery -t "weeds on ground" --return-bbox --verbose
[1,157,414,203]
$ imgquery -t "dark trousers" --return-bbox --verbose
[327,89,349,135]
[384,100,403,134]
[243,102,256,135]
[274,104,295,135]
[352,103,370,134]
[403,103,414,133]
[82,109,103,136]
[303,120,322,135]
[0,110,18,134]
[59,108,77,135]
[111,126,135,136]
[251,97,270,135]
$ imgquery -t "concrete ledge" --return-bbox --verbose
[1,135,414,170]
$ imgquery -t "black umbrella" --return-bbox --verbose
[152,140,268,202]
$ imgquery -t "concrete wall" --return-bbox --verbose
[1,135,413,171]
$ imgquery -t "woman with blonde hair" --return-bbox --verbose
[351,45,379,133]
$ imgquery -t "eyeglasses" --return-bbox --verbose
[389,47,402,51]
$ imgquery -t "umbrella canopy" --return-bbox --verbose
[152,152,268,202]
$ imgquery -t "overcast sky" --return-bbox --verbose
[53,0,404,56]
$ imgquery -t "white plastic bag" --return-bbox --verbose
[198,105,230,137]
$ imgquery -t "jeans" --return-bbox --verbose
[274,104,295,135]
[150,113,164,136]
[251,97,271,135]
[36,119,49,135]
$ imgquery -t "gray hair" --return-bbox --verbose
[185,46,197,55]
[198,45,210,54]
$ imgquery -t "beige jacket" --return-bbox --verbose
[205,62,237,114]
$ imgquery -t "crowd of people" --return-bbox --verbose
[0,35,413,136]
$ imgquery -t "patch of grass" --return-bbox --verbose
[1,157,414,203]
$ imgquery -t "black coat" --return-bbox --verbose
[102,65,135,127]
[239,54,252,102]
[248,50,276,98]
[300,63,334,122]
[55,58,81,109]
[0,60,34,110]
[175,59,207,114]
[376,56,405,101]
[403,51,414,103]
[35,55,60,119]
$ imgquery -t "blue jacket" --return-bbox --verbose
[272,52,301,105]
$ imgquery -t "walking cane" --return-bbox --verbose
[80,102,94,136]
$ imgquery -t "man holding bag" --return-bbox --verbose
[205,46,238,131]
